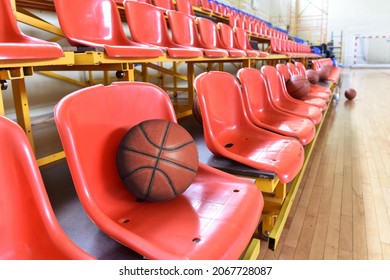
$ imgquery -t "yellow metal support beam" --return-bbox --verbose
[253,177,280,193]
[37,151,66,167]
[11,78,35,152]
[187,62,195,109]
[0,88,5,116]
[242,238,261,260]
[16,11,65,37]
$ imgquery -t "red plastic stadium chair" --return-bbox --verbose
[194,71,304,184]
[210,0,223,16]
[216,22,247,57]
[270,37,282,54]
[195,17,231,57]
[167,10,227,58]
[0,0,64,60]
[200,0,212,12]
[261,65,323,125]
[233,27,269,57]
[124,1,202,58]
[0,116,94,260]
[237,67,315,146]
[190,0,200,7]
[153,0,175,12]
[276,63,327,111]
[53,0,163,58]
[175,0,195,16]
[54,82,264,260]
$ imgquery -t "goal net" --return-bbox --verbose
[352,35,390,67]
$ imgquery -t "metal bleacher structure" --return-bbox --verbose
[1,0,338,255]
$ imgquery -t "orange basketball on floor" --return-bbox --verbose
[306,69,319,84]
[116,119,199,202]
[286,75,310,99]
[345,88,357,100]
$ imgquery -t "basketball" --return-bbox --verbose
[116,119,199,202]
[192,94,202,124]
[318,65,331,81]
[345,88,357,100]
[306,69,319,84]
[286,75,310,99]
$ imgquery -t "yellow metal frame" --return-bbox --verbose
[242,238,261,260]
[0,88,5,116]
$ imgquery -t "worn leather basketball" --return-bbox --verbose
[286,75,310,99]
[345,88,357,100]
[116,119,199,202]
[306,69,319,84]
[318,65,332,81]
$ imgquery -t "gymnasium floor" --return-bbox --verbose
[37,67,390,260]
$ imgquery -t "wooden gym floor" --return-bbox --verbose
[36,67,390,260]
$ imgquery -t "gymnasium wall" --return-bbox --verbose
[328,0,390,66]
[220,0,291,31]
[220,0,270,20]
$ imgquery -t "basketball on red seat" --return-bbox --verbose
[345,88,357,100]
[286,75,310,99]
[306,69,319,84]
[116,119,199,202]
[318,65,331,81]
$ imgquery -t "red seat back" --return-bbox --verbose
[190,0,200,7]
[176,0,195,16]
[194,72,250,156]
[237,67,275,121]
[124,1,172,48]
[1,0,64,60]
[54,0,129,47]
[200,0,212,11]
[287,62,301,76]
[124,1,202,57]
[216,22,246,57]
[196,17,225,50]
[276,63,292,81]
[217,22,236,49]
[167,10,202,47]
[295,62,308,76]
[0,116,93,260]
[153,0,175,11]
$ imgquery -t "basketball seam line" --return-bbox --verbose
[139,124,194,151]
[118,146,198,173]
[143,122,177,199]
[122,166,176,197]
